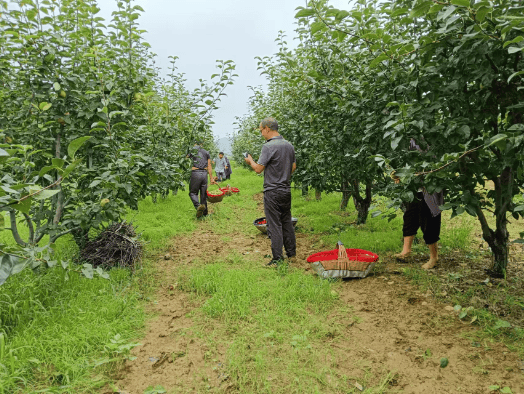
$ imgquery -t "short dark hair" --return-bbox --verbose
[260,117,278,131]
[219,152,224,155]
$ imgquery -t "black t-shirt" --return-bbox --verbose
[191,146,210,169]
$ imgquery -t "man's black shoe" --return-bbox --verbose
[266,259,282,267]
[196,204,206,218]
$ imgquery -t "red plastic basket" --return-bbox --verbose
[220,186,239,193]
[307,244,378,272]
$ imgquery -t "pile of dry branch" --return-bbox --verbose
[79,221,143,270]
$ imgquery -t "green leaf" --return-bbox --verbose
[391,7,409,17]
[503,35,523,48]
[335,10,350,22]
[391,136,402,150]
[450,0,470,7]
[12,197,32,214]
[410,1,432,17]
[39,166,55,177]
[67,136,92,159]
[53,82,61,91]
[508,46,523,54]
[32,189,60,201]
[82,263,94,279]
[475,6,489,22]
[62,159,82,179]
[295,9,315,18]
[489,385,500,391]
[311,21,324,34]
[508,71,524,83]
[0,254,28,286]
[487,134,507,147]
[0,148,9,157]
[439,357,449,368]
[500,387,513,394]
[370,54,389,68]
[52,158,65,168]
[494,319,511,329]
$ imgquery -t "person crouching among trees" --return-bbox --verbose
[189,142,216,218]
[393,138,443,269]
[213,152,228,182]
[224,154,232,180]
[245,118,297,266]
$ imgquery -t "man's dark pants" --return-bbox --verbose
[403,192,441,245]
[216,171,225,182]
[264,189,296,261]
[189,170,208,215]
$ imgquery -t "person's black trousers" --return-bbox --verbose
[264,189,296,261]
[403,192,441,245]
[189,170,208,215]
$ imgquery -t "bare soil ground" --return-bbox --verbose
[106,196,524,394]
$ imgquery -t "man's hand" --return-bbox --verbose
[244,154,253,164]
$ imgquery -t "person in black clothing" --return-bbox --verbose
[224,155,232,180]
[245,118,297,266]
[188,142,216,218]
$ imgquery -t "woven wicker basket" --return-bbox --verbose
[206,187,225,203]
[307,242,378,278]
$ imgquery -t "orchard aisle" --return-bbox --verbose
[107,168,523,394]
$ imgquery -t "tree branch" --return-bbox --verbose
[23,213,35,244]
[9,210,28,247]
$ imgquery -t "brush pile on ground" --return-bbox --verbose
[79,221,143,270]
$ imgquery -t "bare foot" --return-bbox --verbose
[421,259,437,270]
[394,252,411,260]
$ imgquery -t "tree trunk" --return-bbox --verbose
[53,134,64,225]
[340,180,351,211]
[315,189,321,201]
[475,167,512,278]
[301,184,309,198]
[351,180,372,225]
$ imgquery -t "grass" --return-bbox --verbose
[0,183,198,393]
[175,256,396,393]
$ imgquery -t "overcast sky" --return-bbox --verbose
[98,0,351,140]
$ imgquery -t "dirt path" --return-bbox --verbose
[108,197,524,394]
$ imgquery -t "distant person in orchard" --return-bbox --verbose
[188,142,216,218]
[224,154,232,180]
[245,117,297,266]
[393,138,444,269]
[213,152,228,182]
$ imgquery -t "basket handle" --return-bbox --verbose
[336,241,350,270]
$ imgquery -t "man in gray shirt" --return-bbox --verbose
[245,118,296,266]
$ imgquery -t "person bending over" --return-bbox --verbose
[245,118,297,266]
[393,138,443,269]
